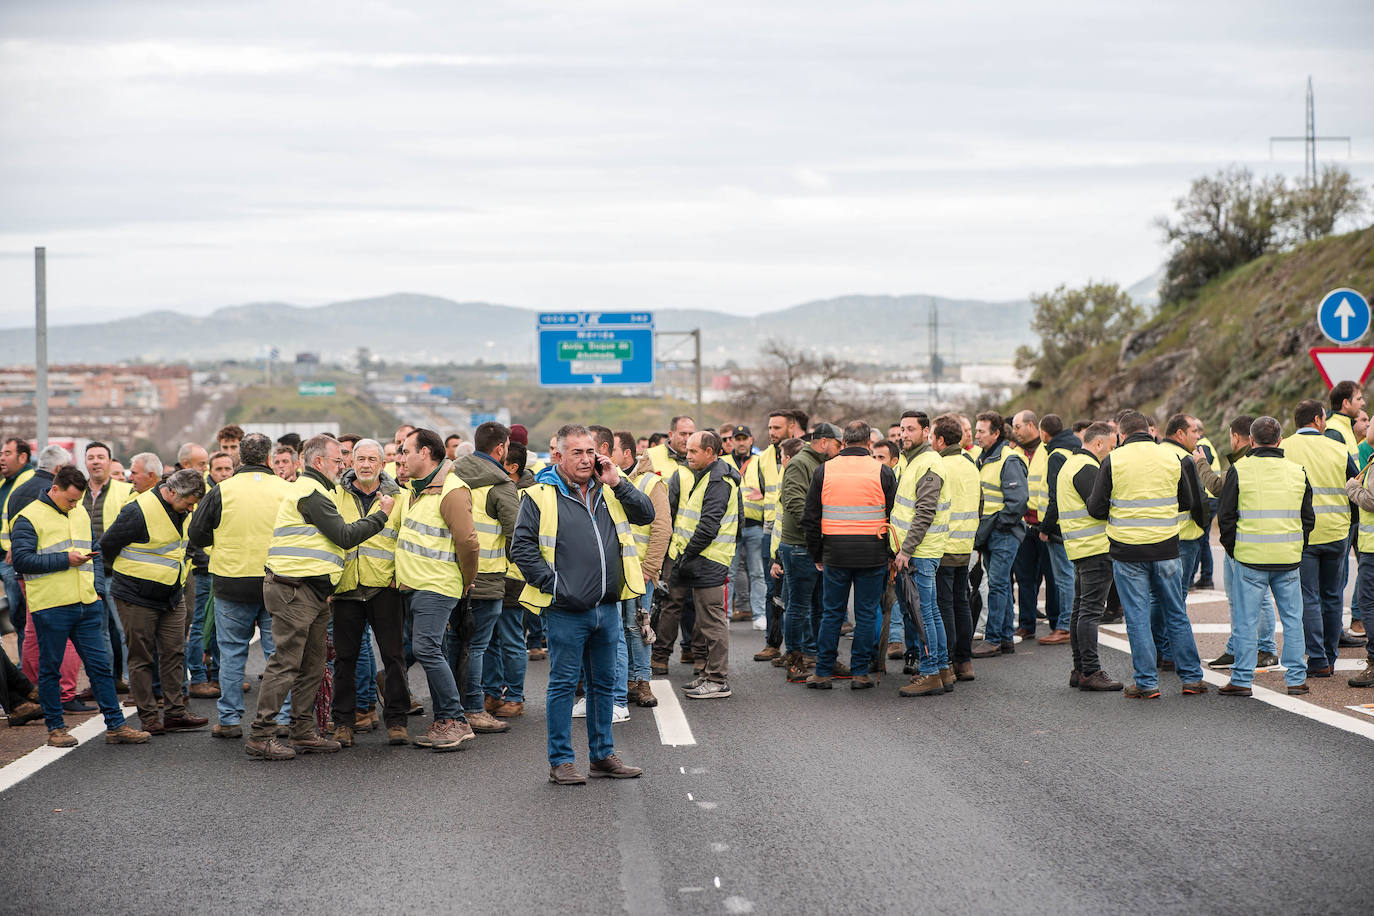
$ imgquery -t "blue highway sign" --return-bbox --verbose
[538,312,655,387]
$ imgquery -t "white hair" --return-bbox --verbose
[130,452,163,477]
[353,438,383,457]
[37,444,72,473]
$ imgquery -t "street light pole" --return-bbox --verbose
[35,247,48,448]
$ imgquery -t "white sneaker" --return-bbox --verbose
[612,705,631,723]
[571,697,587,718]
[751,617,766,631]
[683,680,732,700]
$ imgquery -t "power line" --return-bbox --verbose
[1269,75,1351,185]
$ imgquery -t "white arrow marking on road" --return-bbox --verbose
[650,679,697,746]
[1335,296,1358,338]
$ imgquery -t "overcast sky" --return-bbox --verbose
[1,0,1371,327]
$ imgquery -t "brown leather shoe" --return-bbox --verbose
[163,713,209,732]
[5,700,43,726]
[730,609,752,622]
[887,641,904,660]
[494,699,527,717]
[1181,681,1208,695]
[898,673,945,697]
[1218,682,1252,697]
[354,707,378,732]
[142,717,165,736]
[831,660,852,680]
[953,661,975,681]
[753,645,781,662]
[1078,670,1123,691]
[212,723,242,738]
[1014,626,1035,639]
[678,649,694,664]
[387,725,409,745]
[590,754,642,779]
[467,710,511,734]
[804,674,832,689]
[527,647,548,661]
[245,737,296,760]
[484,694,502,715]
[971,640,1001,659]
[289,733,342,754]
[333,725,355,747]
[104,723,151,744]
[629,681,657,709]
[850,674,875,690]
[1037,629,1071,645]
[549,762,587,785]
[1286,681,1310,695]
[939,667,955,692]
[188,682,221,699]
[47,727,78,748]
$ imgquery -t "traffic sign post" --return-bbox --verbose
[1310,348,1374,389]
[538,312,655,387]
[1316,288,1371,344]
[298,381,336,397]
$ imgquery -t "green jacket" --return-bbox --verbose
[779,445,826,548]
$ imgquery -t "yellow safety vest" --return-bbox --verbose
[647,443,685,477]
[1025,444,1049,515]
[628,471,663,559]
[395,473,470,599]
[1162,440,1205,540]
[470,484,509,576]
[517,482,644,612]
[979,443,1026,518]
[0,467,35,551]
[16,498,97,611]
[1106,440,1183,545]
[111,489,188,586]
[942,451,980,556]
[889,449,949,558]
[968,445,982,462]
[209,470,291,578]
[1326,413,1360,458]
[1057,452,1108,561]
[1233,454,1307,566]
[669,468,740,567]
[335,486,400,592]
[742,445,782,524]
[1281,432,1351,546]
[266,475,348,585]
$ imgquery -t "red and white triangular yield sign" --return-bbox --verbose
[1310,347,1374,388]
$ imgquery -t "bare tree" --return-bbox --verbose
[730,338,898,423]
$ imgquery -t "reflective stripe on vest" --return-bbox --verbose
[668,467,740,567]
[395,471,469,598]
[1025,444,1049,515]
[470,484,509,575]
[1057,452,1107,561]
[111,489,188,586]
[334,485,399,593]
[16,498,98,611]
[978,444,1026,517]
[742,444,782,524]
[1281,432,1350,545]
[209,471,291,578]
[517,482,645,612]
[1234,454,1308,566]
[820,455,886,537]
[1105,441,1183,545]
[629,472,662,554]
[266,476,347,583]
[1162,441,1205,540]
[888,449,947,557]
[941,451,981,554]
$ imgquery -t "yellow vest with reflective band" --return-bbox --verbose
[647,443,684,477]
[1197,437,1222,476]
[1326,413,1360,458]
[742,445,781,524]
[1358,463,1374,553]
[0,467,35,551]
[395,473,470,599]
[669,468,740,567]
[1233,454,1307,566]
[979,443,1026,518]
[209,471,291,578]
[469,484,509,575]
[16,498,97,612]
[1162,441,1205,540]
[889,450,948,558]
[334,486,400,593]
[94,479,135,537]
[266,475,347,584]
[517,482,644,612]
[1106,440,1183,545]
[942,451,980,556]
[1025,444,1049,515]
[628,471,662,560]
[1056,452,1108,561]
[111,490,188,586]
[1280,432,1350,546]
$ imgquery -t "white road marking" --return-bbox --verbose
[1096,631,1374,743]
[649,678,696,746]
[0,712,114,795]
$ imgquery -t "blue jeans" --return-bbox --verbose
[1232,564,1306,687]
[482,604,529,704]
[984,528,1020,643]
[613,622,629,708]
[185,573,217,684]
[1299,540,1345,669]
[544,603,620,767]
[410,590,465,721]
[780,543,820,656]
[1113,556,1203,688]
[0,559,24,664]
[1045,540,1074,631]
[214,596,289,726]
[816,565,885,677]
[737,525,768,620]
[1223,554,1276,655]
[30,601,126,731]
[909,557,946,675]
[460,597,503,713]
[622,581,654,683]
[356,623,378,707]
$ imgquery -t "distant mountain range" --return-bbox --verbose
[0,291,1049,367]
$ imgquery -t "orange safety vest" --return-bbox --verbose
[819,455,886,536]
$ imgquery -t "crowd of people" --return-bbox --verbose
[2,380,1373,783]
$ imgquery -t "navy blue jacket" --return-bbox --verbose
[10,490,89,581]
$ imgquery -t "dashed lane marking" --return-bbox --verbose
[649,678,696,746]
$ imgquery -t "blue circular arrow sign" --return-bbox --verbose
[1317,287,1371,344]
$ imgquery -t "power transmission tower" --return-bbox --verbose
[1270,75,1351,185]
[927,300,943,401]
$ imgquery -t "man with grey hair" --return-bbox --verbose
[101,469,209,733]
[176,442,209,476]
[128,453,163,494]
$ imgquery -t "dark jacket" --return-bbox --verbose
[667,458,743,588]
[802,446,897,568]
[10,491,89,587]
[1217,446,1315,571]
[101,488,188,611]
[288,467,390,598]
[1086,433,1201,563]
[503,468,539,607]
[453,452,521,600]
[187,463,275,604]
[1038,430,1083,541]
[974,438,1027,548]
[510,466,654,613]
[333,468,401,602]
[779,445,826,547]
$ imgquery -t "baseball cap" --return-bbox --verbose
[729,424,752,439]
[806,422,843,442]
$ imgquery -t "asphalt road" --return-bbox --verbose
[3,621,1367,915]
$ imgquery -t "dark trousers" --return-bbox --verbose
[936,563,973,664]
[1070,554,1114,675]
[1013,534,1058,633]
[765,560,785,649]
[332,589,409,728]
[114,596,188,724]
[0,644,34,712]
[1300,540,1346,669]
